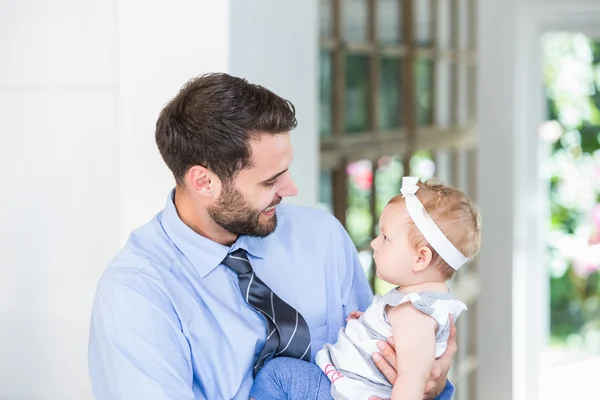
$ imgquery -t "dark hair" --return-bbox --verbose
[155,73,298,185]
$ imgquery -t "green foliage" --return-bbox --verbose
[543,33,600,350]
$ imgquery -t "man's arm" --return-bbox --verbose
[88,284,198,400]
[332,216,374,316]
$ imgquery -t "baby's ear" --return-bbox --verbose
[413,246,433,272]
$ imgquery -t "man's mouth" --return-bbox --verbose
[263,197,282,213]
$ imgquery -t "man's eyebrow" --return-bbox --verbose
[260,169,288,184]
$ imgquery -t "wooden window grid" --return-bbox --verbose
[319,1,480,398]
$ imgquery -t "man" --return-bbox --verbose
[88,73,456,399]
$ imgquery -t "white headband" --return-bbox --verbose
[400,177,469,270]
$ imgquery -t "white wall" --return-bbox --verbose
[0,1,319,398]
[477,1,600,400]
[0,1,118,398]
[229,0,319,207]
[477,1,519,399]
[116,0,232,242]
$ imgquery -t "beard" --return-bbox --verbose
[207,183,281,237]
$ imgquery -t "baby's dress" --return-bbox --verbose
[315,288,466,400]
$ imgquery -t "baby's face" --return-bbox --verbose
[370,202,418,286]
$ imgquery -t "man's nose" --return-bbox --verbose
[277,172,298,198]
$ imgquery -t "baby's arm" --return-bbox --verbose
[387,303,437,400]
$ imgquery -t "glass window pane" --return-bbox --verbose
[373,155,403,294]
[434,149,453,184]
[318,169,333,213]
[457,0,469,50]
[320,0,332,39]
[415,59,434,125]
[320,51,333,137]
[449,0,459,49]
[358,249,374,283]
[345,55,370,133]
[468,0,477,50]
[467,64,477,121]
[346,160,373,248]
[457,63,468,124]
[409,150,436,178]
[344,0,367,44]
[375,276,397,295]
[375,156,403,218]
[435,60,451,127]
[378,57,402,130]
[437,0,452,50]
[415,0,433,46]
[378,0,401,44]
[450,62,458,124]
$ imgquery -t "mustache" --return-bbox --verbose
[266,196,282,209]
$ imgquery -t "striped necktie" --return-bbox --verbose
[222,248,312,374]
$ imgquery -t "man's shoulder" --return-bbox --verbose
[275,203,349,245]
[277,203,340,228]
[97,214,171,291]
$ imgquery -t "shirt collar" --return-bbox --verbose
[159,189,265,278]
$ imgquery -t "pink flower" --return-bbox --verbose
[572,260,598,278]
[592,204,600,228]
[572,243,600,277]
[378,156,392,169]
[347,160,373,191]
[588,204,600,244]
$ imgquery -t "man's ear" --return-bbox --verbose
[187,166,219,198]
[413,246,433,272]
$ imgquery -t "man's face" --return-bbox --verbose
[207,132,298,237]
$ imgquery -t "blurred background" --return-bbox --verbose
[1,0,600,399]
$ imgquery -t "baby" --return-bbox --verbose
[250,177,482,400]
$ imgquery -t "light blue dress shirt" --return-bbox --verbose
[88,190,454,399]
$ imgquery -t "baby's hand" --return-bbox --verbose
[346,311,364,321]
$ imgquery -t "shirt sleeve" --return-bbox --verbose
[435,380,455,400]
[330,215,374,317]
[88,284,199,400]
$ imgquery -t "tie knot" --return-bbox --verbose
[222,248,252,275]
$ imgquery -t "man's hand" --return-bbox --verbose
[369,316,457,400]
[346,311,365,322]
